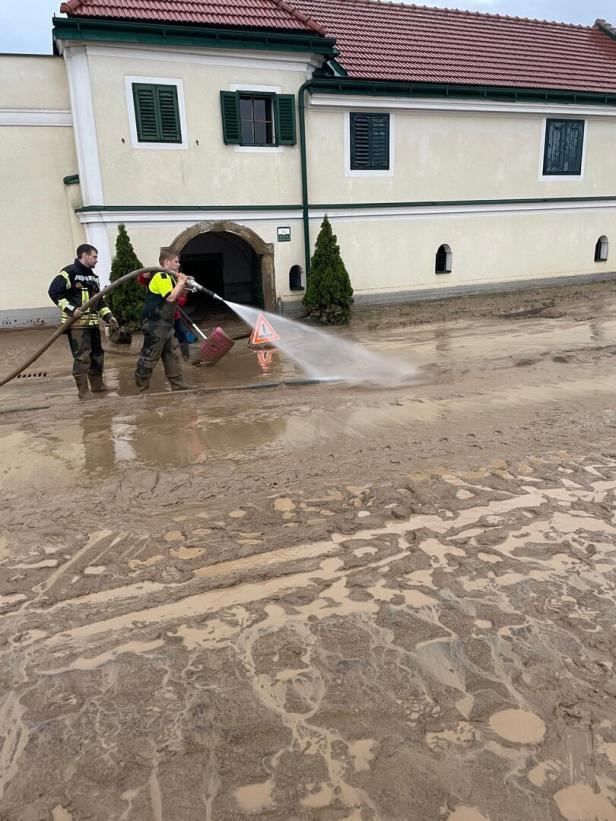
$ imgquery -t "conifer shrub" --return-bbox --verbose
[303,216,353,324]
[108,224,144,343]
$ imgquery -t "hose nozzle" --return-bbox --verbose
[185,276,224,301]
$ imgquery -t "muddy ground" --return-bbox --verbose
[1,281,616,821]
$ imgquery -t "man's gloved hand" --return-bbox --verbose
[108,316,119,332]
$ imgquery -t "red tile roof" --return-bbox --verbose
[289,0,616,92]
[59,0,327,35]
[59,0,616,93]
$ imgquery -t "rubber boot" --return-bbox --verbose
[179,343,190,362]
[74,374,90,400]
[89,374,111,393]
[168,374,194,391]
[135,370,151,393]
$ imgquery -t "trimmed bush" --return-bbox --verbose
[108,224,144,342]
[303,216,353,324]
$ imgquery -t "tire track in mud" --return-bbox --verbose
[2,458,616,818]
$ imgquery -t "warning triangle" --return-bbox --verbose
[250,313,281,346]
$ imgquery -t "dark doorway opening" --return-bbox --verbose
[179,231,264,318]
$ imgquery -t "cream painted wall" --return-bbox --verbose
[0,56,84,315]
[86,48,307,206]
[0,56,70,110]
[0,128,84,310]
[306,108,616,204]
[317,208,616,295]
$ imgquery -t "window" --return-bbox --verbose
[220,92,296,146]
[132,83,181,143]
[240,96,273,146]
[435,245,452,274]
[543,119,584,176]
[595,236,609,262]
[350,113,390,170]
[289,265,304,291]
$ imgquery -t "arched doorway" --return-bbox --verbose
[170,221,275,314]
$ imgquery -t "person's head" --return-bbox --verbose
[77,244,98,269]
[159,247,180,273]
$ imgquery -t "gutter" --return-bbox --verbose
[298,79,314,276]
[52,17,338,56]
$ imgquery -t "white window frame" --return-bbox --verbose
[125,75,189,150]
[345,110,394,178]
[229,83,284,153]
[538,117,587,182]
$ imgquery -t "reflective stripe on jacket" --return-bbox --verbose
[48,260,111,326]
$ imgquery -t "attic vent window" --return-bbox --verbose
[435,244,452,274]
[595,235,609,262]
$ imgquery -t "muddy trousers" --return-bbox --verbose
[67,326,104,394]
[135,320,187,391]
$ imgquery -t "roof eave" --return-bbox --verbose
[52,16,338,57]
[306,77,616,106]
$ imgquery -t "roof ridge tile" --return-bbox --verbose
[268,0,327,35]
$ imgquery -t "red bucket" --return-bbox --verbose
[199,327,234,366]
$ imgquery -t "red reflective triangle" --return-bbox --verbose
[250,313,281,345]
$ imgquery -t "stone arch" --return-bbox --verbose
[170,220,276,310]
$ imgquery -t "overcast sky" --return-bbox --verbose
[1,0,614,54]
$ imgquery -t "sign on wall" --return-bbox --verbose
[277,226,291,242]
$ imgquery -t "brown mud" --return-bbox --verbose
[1,280,616,820]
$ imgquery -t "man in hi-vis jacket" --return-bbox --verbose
[48,244,118,399]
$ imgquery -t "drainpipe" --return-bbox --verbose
[298,79,314,277]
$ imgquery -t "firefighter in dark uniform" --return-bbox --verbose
[48,244,118,399]
[134,247,191,392]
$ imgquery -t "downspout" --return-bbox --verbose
[298,79,314,276]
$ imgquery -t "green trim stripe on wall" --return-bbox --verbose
[75,195,616,214]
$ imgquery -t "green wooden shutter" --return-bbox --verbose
[544,119,584,175]
[133,83,181,143]
[157,86,181,143]
[370,114,389,169]
[351,113,389,170]
[133,84,159,142]
[275,94,296,145]
[563,120,584,174]
[351,113,371,169]
[220,91,241,144]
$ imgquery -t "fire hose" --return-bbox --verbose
[0,267,224,389]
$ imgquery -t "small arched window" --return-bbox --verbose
[289,264,304,291]
[595,236,609,262]
[435,244,452,274]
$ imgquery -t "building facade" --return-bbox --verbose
[2,0,616,326]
